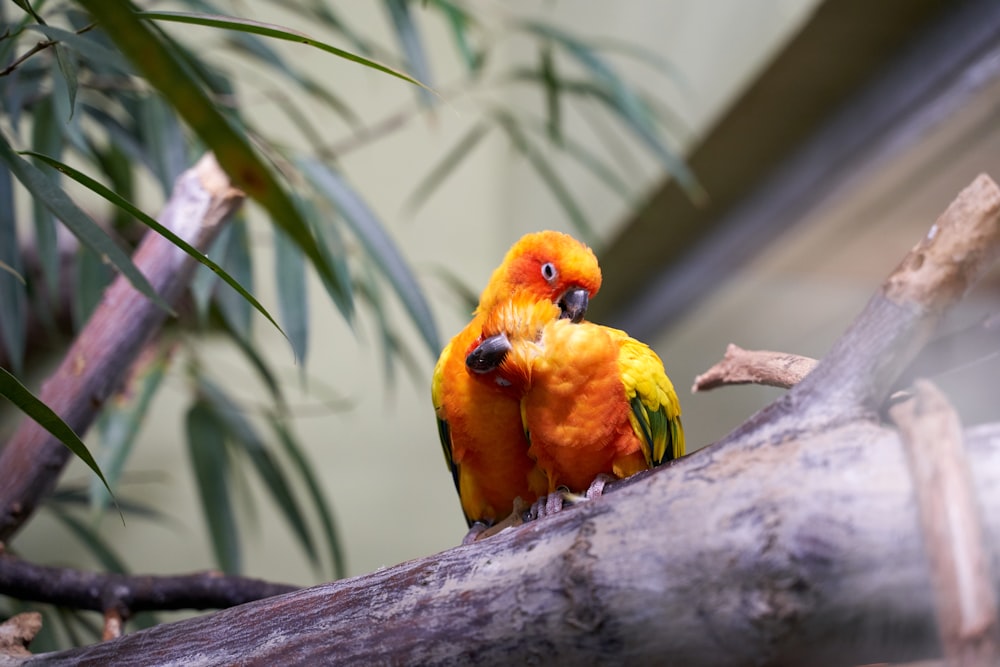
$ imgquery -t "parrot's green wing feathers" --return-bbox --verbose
[619,336,685,467]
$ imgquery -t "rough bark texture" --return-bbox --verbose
[0,154,244,542]
[13,422,1000,666]
[2,176,998,665]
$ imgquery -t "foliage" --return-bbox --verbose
[0,0,693,646]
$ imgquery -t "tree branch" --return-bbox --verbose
[9,176,999,665]
[891,381,1000,664]
[0,154,244,542]
[692,344,817,392]
[0,553,297,617]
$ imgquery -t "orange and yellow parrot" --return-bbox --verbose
[466,292,685,514]
[431,231,602,528]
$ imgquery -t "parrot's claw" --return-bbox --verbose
[526,488,571,520]
[461,521,490,545]
[585,473,617,501]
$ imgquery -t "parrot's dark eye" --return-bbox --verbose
[541,262,558,285]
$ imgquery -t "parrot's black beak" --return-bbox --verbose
[558,287,589,323]
[466,333,512,374]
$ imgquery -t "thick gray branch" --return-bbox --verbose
[19,421,1000,666]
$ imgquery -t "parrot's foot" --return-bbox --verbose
[526,488,572,521]
[461,521,490,545]
[465,498,530,543]
[585,473,618,501]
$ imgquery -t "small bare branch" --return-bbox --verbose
[0,613,41,658]
[692,344,818,392]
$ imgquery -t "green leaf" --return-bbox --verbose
[217,316,286,409]
[25,25,134,75]
[384,0,435,107]
[491,110,597,245]
[197,378,318,569]
[301,194,354,324]
[0,167,26,376]
[520,21,704,203]
[138,94,187,196]
[186,400,241,574]
[301,159,440,356]
[24,151,285,340]
[539,41,561,144]
[520,113,634,203]
[72,245,112,329]
[274,227,309,366]
[0,132,173,314]
[52,44,79,119]
[269,415,346,579]
[215,219,253,336]
[0,366,116,502]
[403,121,491,216]
[135,10,428,91]
[428,0,480,72]
[29,96,61,299]
[75,2,337,323]
[48,505,129,574]
[90,345,171,518]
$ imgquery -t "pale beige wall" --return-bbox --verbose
[18,1,822,585]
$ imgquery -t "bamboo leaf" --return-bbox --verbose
[215,219,253,336]
[520,114,634,203]
[384,0,435,106]
[48,506,129,574]
[520,21,704,203]
[25,25,134,74]
[0,366,116,501]
[90,346,171,517]
[269,415,346,579]
[274,227,309,366]
[52,44,79,119]
[197,378,319,569]
[24,151,285,340]
[217,316,286,409]
[136,10,428,91]
[186,399,241,574]
[28,96,61,298]
[72,244,112,328]
[300,158,440,356]
[428,0,480,72]
[0,132,173,314]
[403,121,491,216]
[0,167,26,376]
[301,194,354,324]
[138,94,187,196]
[75,2,338,323]
[539,42,561,144]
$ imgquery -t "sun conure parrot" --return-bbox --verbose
[431,231,603,529]
[465,292,685,515]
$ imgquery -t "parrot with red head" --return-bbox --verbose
[431,231,602,529]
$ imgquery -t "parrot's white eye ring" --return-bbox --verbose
[541,262,558,285]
